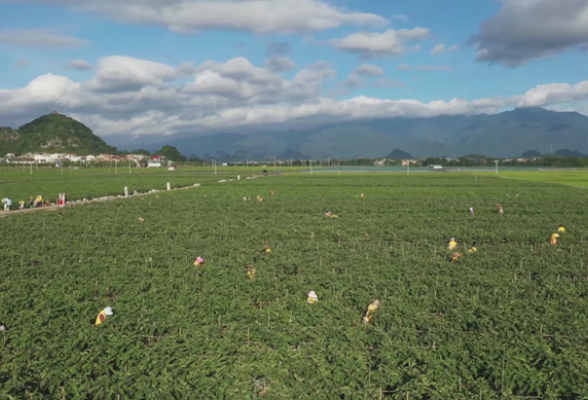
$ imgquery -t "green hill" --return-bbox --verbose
[155,145,186,162]
[385,148,413,159]
[0,113,117,155]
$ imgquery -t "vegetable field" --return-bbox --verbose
[0,167,254,204]
[1,174,588,399]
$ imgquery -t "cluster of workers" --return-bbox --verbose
[1,193,68,211]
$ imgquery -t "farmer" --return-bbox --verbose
[57,193,63,207]
[550,233,559,246]
[247,265,256,280]
[496,204,504,214]
[34,195,43,208]
[363,300,380,324]
[27,196,34,208]
[447,238,457,250]
[2,198,12,211]
[18,201,25,210]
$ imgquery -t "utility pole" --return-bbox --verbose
[115,160,118,176]
[310,160,313,174]
[274,157,276,175]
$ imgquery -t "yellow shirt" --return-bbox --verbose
[95,311,107,325]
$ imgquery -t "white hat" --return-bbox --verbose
[103,307,114,316]
[308,291,318,299]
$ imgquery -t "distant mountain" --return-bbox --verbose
[554,149,587,158]
[155,145,186,162]
[0,113,117,155]
[521,150,542,158]
[149,107,588,159]
[8,108,588,160]
[385,148,413,159]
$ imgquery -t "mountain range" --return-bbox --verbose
[3,107,588,160]
[122,107,588,159]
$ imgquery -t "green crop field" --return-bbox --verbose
[478,170,588,188]
[2,174,588,399]
[0,166,265,204]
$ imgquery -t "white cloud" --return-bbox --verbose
[87,56,180,92]
[396,64,454,71]
[469,0,588,66]
[66,59,93,71]
[2,55,588,138]
[517,81,588,108]
[0,28,88,49]
[328,27,429,58]
[431,44,459,54]
[7,0,388,35]
[353,64,385,77]
[265,57,297,73]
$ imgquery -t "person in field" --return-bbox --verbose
[2,198,12,211]
[550,233,559,246]
[363,300,379,324]
[95,307,114,325]
[447,238,457,250]
[496,204,504,214]
[34,195,43,208]
[18,201,25,210]
[247,265,256,280]
[468,242,478,254]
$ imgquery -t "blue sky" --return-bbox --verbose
[0,0,587,139]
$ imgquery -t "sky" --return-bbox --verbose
[0,0,588,144]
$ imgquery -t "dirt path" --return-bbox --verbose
[0,184,203,219]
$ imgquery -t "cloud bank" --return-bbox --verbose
[1,55,587,139]
[1,0,388,35]
[469,0,588,66]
